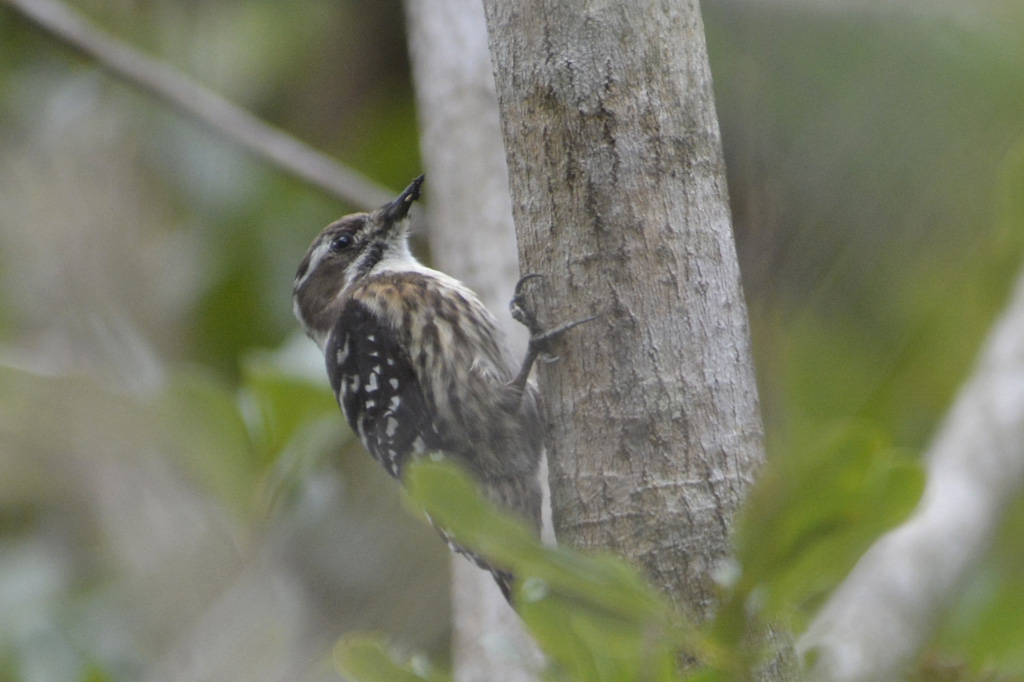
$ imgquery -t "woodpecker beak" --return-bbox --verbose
[382,175,425,223]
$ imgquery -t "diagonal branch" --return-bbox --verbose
[3,0,393,211]
[799,265,1024,681]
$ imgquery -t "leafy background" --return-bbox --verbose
[1,0,1023,680]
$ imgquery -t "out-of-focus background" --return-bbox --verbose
[0,0,1022,680]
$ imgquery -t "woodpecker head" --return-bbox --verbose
[293,175,424,348]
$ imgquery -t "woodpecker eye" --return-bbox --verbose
[330,234,353,252]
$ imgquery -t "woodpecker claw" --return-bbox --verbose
[509,273,545,333]
[505,274,596,405]
[526,315,597,354]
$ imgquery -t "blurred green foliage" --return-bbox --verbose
[340,461,689,682]
[732,422,924,629]
[1,0,1024,681]
[337,450,919,681]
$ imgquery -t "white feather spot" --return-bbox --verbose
[335,338,349,366]
[386,417,399,437]
[366,372,379,393]
[389,378,399,390]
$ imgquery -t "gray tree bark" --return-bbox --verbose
[481,0,773,645]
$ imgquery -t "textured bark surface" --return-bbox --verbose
[481,0,765,623]
[404,1,542,681]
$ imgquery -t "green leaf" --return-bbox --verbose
[240,354,339,462]
[334,636,449,682]
[403,459,691,682]
[158,368,259,519]
[732,421,924,620]
[405,461,665,617]
[523,594,684,682]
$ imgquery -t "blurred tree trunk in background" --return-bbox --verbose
[481,1,794,676]
[404,1,543,681]
[800,262,1024,681]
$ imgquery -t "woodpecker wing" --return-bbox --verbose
[326,298,445,477]
[326,295,518,599]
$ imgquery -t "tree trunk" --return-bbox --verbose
[481,0,768,633]
[404,1,543,680]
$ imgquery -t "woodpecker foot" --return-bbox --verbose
[524,315,597,363]
[505,274,596,401]
[509,273,545,334]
